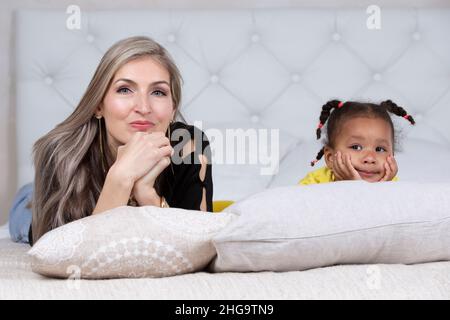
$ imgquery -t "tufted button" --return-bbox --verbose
[167,34,176,43]
[373,73,382,81]
[332,32,341,42]
[44,76,53,85]
[251,33,260,43]
[210,74,220,84]
[250,114,260,123]
[412,32,421,41]
[86,34,95,43]
[291,73,301,83]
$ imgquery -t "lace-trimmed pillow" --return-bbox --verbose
[28,206,235,279]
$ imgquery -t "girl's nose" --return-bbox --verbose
[363,151,377,164]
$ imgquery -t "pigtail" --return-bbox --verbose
[316,100,343,139]
[381,100,416,125]
[311,100,343,166]
[310,147,325,167]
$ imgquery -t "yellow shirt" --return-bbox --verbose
[298,166,398,185]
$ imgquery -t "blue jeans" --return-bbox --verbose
[8,183,33,243]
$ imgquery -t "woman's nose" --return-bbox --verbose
[135,93,151,113]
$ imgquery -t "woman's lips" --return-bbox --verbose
[130,121,155,131]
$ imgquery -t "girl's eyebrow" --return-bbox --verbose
[375,138,390,145]
[347,135,365,141]
[347,135,391,146]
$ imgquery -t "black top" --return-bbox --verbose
[29,122,213,245]
[158,121,213,212]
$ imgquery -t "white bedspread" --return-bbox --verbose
[0,224,9,239]
[0,239,449,299]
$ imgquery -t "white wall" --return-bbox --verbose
[1,0,449,224]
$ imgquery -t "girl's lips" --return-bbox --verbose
[356,169,379,177]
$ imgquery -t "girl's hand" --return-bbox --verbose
[132,156,172,206]
[111,131,173,184]
[379,155,398,182]
[331,151,362,181]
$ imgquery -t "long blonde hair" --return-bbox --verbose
[31,36,182,244]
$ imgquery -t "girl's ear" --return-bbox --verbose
[324,146,334,168]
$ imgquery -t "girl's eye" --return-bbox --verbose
[350,145,362,151]
[376,146,387,152]
[152,90,167,97]
[117,87,132,94]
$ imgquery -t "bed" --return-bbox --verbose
[1,234,449,300]
[3,5,450,299]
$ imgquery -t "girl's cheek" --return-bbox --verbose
[350,153,361,166]
[347,149,358,160]
[379,154,390,163]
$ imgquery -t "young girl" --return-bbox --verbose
[299,100,415,185]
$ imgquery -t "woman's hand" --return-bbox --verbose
[331,151,362,181]
[110,131,173,187]
[132,156,172,206]
[379,155,398,181]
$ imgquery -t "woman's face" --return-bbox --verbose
[325,117,394,182]
[98,56,175,151]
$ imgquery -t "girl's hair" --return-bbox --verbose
[310,100,415,166]
[31,36,183,244]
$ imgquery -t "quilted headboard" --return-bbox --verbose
[15,8,450,201]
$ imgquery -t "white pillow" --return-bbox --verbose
[211,181,450,272]
[29,206,235,279]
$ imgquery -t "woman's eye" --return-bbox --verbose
[376,146,387,152]
[117,87,132,94]
[350,145,362,151]
[152,90,167,97]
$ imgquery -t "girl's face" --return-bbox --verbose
[98,56,175,152]
[324,117,394,182]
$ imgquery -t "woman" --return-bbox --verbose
[10,36,212,245]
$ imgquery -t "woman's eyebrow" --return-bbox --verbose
[114,78,169,87]
[151,80,170,86]
[114,78,137,85]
